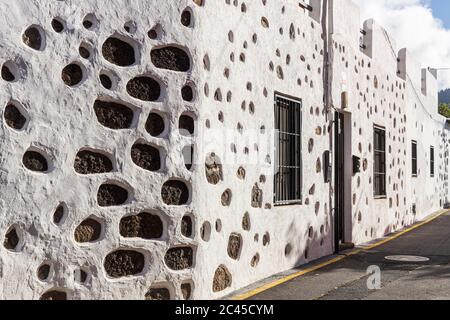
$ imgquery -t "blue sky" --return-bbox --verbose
[431,0,450,28]
[356,0,450,88]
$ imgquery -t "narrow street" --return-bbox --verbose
[241,210,450,300]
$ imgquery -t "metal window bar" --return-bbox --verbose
[274,95,302,205]
[360,29,367,50]
[373,126,386,197]
[298,1,313,12]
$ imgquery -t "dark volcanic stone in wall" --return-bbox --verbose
[251,184,263,208]
[74,150,113,174]
[100,74,112,89]
[22,26,42,50]
[227,233,242,260]
[102,37,135,67]
[37,264,50,281]
[147,29,158,39]
[79,45,91,59]
[40,290,67,300]
[82,14,97,30]
[164,247,194,270]
[263,233,270,246]
[213,265,232,292]
[285,244,292,256]
[97,184,129,207]
[119,212,163,239]
[200,222,211,241]
[1,65,15,81]
[51,19,64,33]
[161,180,189,205]
[53,205,65,224]
[221,189,232,207]
[237,167,246,180]
[104,250,145,278]
[62,64,83,86]
[181,85,194,102]
[181,283,192,300]
[151,46,190,72]
[94,100,134,129]
[181,9,192,27]
[145,113,165,136]
[181,215,193,237]
[131,144,161,172]
[145,288,171,300]
[179,115,195,135]
[251,253,260,267]
[242,212,250,231]
[205,153,223,185]
[83,21,93,29]
[126,77,161,101]
[74,218,102,243]
[3,227,19,250]
[23,151,48,172]
[4,104,26,129]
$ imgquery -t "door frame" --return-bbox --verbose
[334,111,353,252]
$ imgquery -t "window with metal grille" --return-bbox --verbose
[430,146,435,177]
[412,140,417,177]
[299,0,313,11]
[274,94,302,205]
[374,126,386,197]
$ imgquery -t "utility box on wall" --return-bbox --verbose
[353,156,361,175]
[323,151,332,183]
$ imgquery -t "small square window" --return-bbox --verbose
[274,94,302,205]
[374,126,386,197]
[412,141,417,177]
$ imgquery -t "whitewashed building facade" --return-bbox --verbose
[0,0,448,300]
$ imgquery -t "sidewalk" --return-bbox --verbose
[229,210,450,300]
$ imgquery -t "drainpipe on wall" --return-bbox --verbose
[321,0,335,252]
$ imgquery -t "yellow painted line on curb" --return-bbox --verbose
[356,210,448,253]
[231,255,347,300]
[231,210,449,301]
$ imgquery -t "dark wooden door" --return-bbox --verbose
[334,112,345,252]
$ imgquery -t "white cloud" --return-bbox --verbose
[353,0,450,89]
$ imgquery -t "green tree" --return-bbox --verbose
[439,103,450,118]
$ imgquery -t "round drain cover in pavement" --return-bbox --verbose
[385,255,430,262]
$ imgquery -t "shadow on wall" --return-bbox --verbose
[283,176,444,272]
[284,216,332,269]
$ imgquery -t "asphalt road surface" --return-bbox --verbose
[248,211,450,300]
